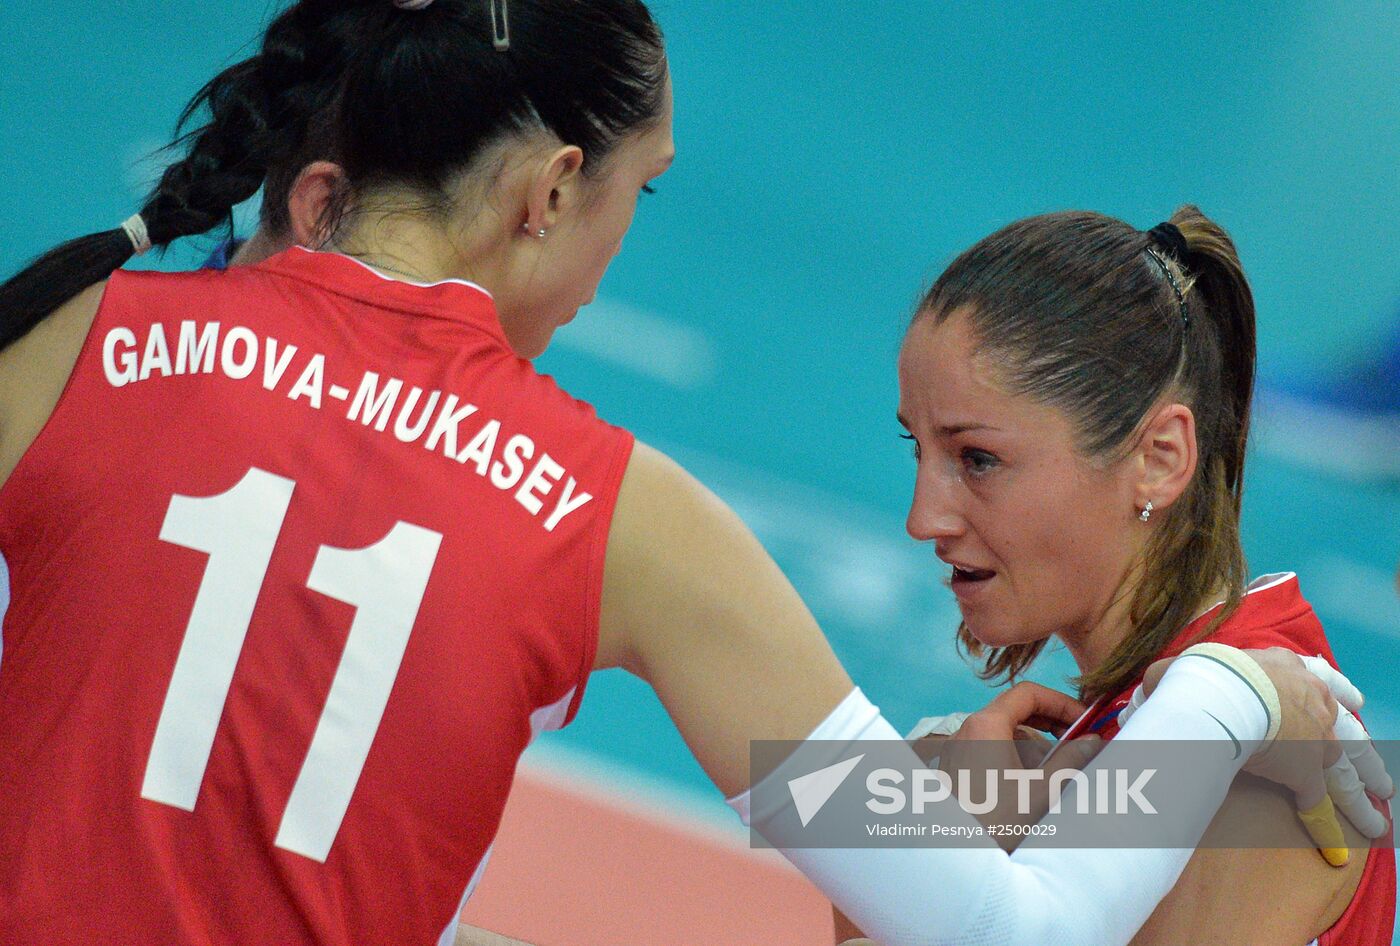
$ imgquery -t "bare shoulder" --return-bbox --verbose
[1131,773,1368,945]
[0,281,107,487]
[595,439,769,672]
[608,440,732,526]
[594,438,849,797]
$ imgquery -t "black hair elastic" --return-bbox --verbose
[1144,223,1190,329]
[1147,222,1189,262]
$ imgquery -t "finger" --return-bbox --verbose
[1296,794,1350,868]
[1014,733,1054,768]
[1332,703,1395,799]
[1322,732,1343,770]
[996,683,1088,729]
[1325,754,1391,840]
[907,712,973,740]
[1351,742,1395,801]
[1051,734,1104,771]
[1037,732,1104,774]
[1300,654,1364,714]
[1294,766,1327,813]
[1021,714,1074,738]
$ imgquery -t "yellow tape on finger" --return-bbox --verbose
[1296,795,1349,867]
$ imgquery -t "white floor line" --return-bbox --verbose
[553,299,718,389]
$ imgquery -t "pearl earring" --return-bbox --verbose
[522,223,546,238]
[1138,500,1154,522]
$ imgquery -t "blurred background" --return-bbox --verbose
[3,1,1398,941]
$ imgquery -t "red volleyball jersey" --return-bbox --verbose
[1062,573,1396,945]
[0,247,634,945]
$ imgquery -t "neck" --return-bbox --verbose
[229,229,285,267]
[1056,552,1148,677]
[227,224,484,285]
[1058,573,1232,680]
[331,209,501,287]
[1058,584,1138,678]
[229,191,514,288]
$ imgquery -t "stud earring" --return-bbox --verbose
[522,223,546,239]
[1138,500,1154,522]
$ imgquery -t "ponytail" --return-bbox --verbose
[1170,204,1256,513]
[0,228,140,351]
[0,40,279,352]
[1082,204,1256,700]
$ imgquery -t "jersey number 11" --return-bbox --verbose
[139,466,443,863]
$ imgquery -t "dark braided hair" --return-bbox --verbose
[0,0,667,352]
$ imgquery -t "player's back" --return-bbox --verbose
[0,247,633,944]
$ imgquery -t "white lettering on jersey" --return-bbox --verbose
[277,519,443,861]
[515,454,564,516]
[140,323,173,381]
[394,387,440,444]
[220,327,259,380]
[348,372,404,432]
[102,323,604,533]
[287,354,326,409]
[490,434,534,490]
[263,338,298,391]
[544,478,593,533]
[176,321,219,375]
[424,395,479,458]
[103,327,139,387]
[145,469,443,863]
[0,549,10,676]
[456,420,500,474]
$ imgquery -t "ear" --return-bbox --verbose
[523,145,586,236]
[1133,402,1197,515]
[286,161,347,248]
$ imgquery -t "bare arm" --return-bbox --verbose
[1130,773,1367,945]
[595,441,854,797]
[0,281,104,488]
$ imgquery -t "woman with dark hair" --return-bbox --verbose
[0,2,1387,944]
[855,206,1394,944]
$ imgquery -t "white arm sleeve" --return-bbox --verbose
[726,656,1269,946]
